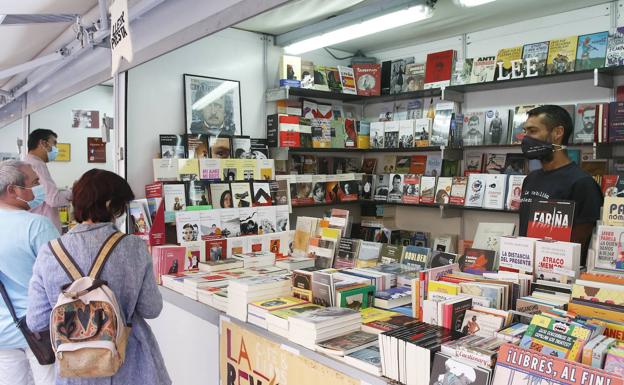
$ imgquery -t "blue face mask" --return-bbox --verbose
[16,185,46,209]
[47,146,59,162]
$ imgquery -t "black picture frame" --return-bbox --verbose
[183,74,242,136]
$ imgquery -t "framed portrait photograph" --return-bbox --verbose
[184,74,242,137]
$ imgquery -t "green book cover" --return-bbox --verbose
[338,285,375,311]
[331,120,346,148]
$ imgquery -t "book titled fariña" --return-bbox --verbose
[526,200,575,242]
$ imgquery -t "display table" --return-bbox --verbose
[150,287,391,385]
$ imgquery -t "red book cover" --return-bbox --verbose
[526,200,575,242]
[344,118,357,147]
[153,245,186,282]
[410,155,428,174]
[279,115,301,147]
[424,50,456,86]
[402,174,421,204]
[353,63,381,96]
[337,181,358,202]
[145,182,163,199]
[206,238,227,261]
[602,175,619,196]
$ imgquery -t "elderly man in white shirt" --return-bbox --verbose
[23,129,72,232]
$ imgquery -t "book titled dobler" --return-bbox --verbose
[526,200,575,242]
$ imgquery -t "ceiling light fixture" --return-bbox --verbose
[453,0,497,7]
[278,0,434,55]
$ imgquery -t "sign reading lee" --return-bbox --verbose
[110,0,133,75]
[220,317,359,385]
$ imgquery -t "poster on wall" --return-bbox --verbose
[220,317,359,385]
[55,143,71,162]
[72,109,100,128]
[87,137,106,163]
[184,74,242,137]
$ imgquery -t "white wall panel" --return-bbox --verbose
[0,119,22,155]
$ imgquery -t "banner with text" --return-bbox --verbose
[110,0,133,75]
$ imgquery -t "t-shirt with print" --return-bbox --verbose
[519,161,603,256]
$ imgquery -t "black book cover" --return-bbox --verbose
[526,199,575,242]
[184,134,210,159]
[381,60,392,95]
[160,134,185,159]
[185,180,211,206]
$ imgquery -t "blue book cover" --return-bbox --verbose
[575,31,608,71]
[375,287,410,301]
[402,246,430,269]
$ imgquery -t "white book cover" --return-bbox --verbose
[595,225,624,271]
[431,102,455,146]
[462,112,486,146]
[388,173,404,203]
[369,121,385,149]
[220,208,241,238]
[434,176,453,205]
[199,210,221,239]
[199,158,221,181]
[473,222,516,251]
[534,240,581,284]
[240,207,259,236]
[383,120,400,149]
[163,184,186,212]
[276,205,290,233]
[449,177,467,206]
[257,206,277,234]
[175,211,202,243]
[414,118,432,145]
[498,236,536,273]
[227,237,251,258]
[464,174,486,207]
[153,159,178,181]
[460,309,504,337]
[483,174,507,210]
[505,175,526,211]
[398,120,415,148]
[338,65,357,94]
[420,176,437,204]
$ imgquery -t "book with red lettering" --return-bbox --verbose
[424,50,456,89]
[353,64,381,96]
[492,343,624,385]
[526,200,575,242]
[534,239,581,284]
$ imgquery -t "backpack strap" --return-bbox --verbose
[88,232,126,280]
[49,239,85,281]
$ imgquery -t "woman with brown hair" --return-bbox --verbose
[26,169,171,384]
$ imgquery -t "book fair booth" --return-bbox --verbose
[2,1,624,384]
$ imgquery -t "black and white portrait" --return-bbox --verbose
[185,74,242,136]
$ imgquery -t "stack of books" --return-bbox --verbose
[265,303,322,335]
[287,307,361,350]
[247,296,308,329]
[315,330,378,356]
[226,274,293,321]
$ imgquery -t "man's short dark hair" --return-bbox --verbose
[527,105,573,145]
[28,129,57,151]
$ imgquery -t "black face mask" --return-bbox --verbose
[521,136,564,160]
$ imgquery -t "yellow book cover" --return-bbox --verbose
[428,280,460,295]
[357,136,370,149]
[360,308,401,324]
[256,159,274,181]
[292,287,312,302]
[603,321,624,341]
[571,283,624,306]
[568,302,624,323]
[177,158,199,177]
[546,36,578,74]
[321,227,341,240]
[250,296,307,311]
[495,46,523,78]
[221,159,241,181]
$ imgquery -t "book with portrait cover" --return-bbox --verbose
[424,50,456,89]
[353,64,381,96]
[462,112,486,146]
[526,200,575,242]
[573,103,597,144]
[484,109,510,145]
[451,58,473,86]
[402,174,421,204]
[522,41,549,76]
[160,134,185,158]
[546,35,578,75]
[575,31,608,71]
[404,62,426,91]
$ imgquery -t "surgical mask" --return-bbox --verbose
[16,185,46,209]
[47,146,59,161]
[521,136,565,160]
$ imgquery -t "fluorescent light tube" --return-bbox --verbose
[454,0,496,7]
[283,5,432,55]
[192,82,238,111]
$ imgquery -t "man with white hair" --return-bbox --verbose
[0,160,58,385]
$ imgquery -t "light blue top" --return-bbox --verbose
[27,222,171,385]
[0,208,59,349]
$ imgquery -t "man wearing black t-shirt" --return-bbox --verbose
[518,105,603,265]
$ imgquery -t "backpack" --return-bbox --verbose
[48,231,132,378]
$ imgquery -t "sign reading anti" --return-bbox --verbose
[110,0,133,75]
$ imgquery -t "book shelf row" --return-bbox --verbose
[290,200,517,214]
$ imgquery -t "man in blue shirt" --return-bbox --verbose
[0,160,59,385]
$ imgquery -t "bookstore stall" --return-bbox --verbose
[122,1,624,385]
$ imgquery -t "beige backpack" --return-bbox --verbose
[48,232,131,378]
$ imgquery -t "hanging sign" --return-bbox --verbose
[110,0,133,75]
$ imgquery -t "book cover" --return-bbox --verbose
[522,41,550,76]
[384,120,400,149]
[353,64,381,96]
[463,112,486,146]
[606,32,624,67]
[460,309,505,338]
[519,314,591,360]
[337,65,357,94]
[177,158,200,181]
[431,102,455,146]
[534,240,581,284]
[425,154,442,177]
[473,222,516,251]
[459,248,497,275]
[389,58,407,94]
[424,50,456,89]
[409,155,427,175]
[526,200,575,242]
[325,66,343,93]
[499,236,535,273]
[431,353,491,385]
[239,207,259,236]
[495,46,523,80]
[404,63,426,91]
[186,180,211,207]
[511,104,539,144]
[230,182,252,208]
[483,154,507,174]
[360,174,374,200]
[300,60,315,88]
[573,103,597,144]
[470,56,497,83]
[316,331,377,355]
[176,211,201,243]
[503,154,526,175]
[414,118,432,147]
[369,121,385,149]
[403,246,430,269]
[395,156,411,174]
[335,238,361,269]
[373,174,390,201]
[575,31,608,71]
[435,177,453,204]
[380,244,404,264]
[420,176,437,204]
[344,118,357,148]
[464,153,483,175]
[484,109,510,145]
[402,174,421,204]
[280,55,301,80]
[388,174,404,203]
[311,118,332,148]
[506,175,526,211]
[199,158,221,181]
[398,120,415,148]
[209,136,232,159]
[313,65,330,91]
[160,134,185,158]
[152,159,178,181]
[220,208,241,238]
[465,174,486,207]
[546,35,578,74]
[451,58,474,86]
[163,182,186,216]
[449,177,468,205]
[483,174,507,210]
[338,285,375,311]
[595,225,624,271]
